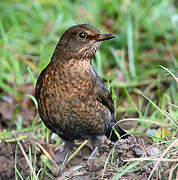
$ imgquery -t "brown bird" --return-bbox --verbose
[35,24,129,174]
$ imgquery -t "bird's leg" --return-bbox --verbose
[88,136,102,160]
[58,140,74,176]
[88,146,99,159]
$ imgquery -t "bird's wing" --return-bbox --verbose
[91,68,115,115]
[96,78,115,114]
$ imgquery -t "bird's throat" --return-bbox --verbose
[63,58,92,76]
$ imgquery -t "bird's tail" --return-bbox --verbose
[105,121,130,142]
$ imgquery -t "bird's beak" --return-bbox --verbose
[95,33,116,42]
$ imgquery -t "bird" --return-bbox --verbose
[35,24,130,175]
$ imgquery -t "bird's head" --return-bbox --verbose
[53,24,115,60]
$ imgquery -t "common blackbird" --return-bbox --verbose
[35,24,129,174]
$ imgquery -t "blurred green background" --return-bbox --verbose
[0,0,177,179]
[0,0,177,147]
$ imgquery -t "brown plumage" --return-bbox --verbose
[35,24,129,174]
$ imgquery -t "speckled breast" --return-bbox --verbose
[36,60,111,141]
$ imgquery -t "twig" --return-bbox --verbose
[68,140,88,162]
[148,138,178,180]
[159,65,178,83]
[124,157,178,162]
[117,118,169,127]
[18,141,38,180]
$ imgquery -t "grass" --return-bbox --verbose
[0,0,177,179]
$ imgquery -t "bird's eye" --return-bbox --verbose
[79,32,87,38]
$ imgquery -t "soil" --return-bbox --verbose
[0,135,49,180]
[54,136,161,180]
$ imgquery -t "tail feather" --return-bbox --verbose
[105,121,130,142]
